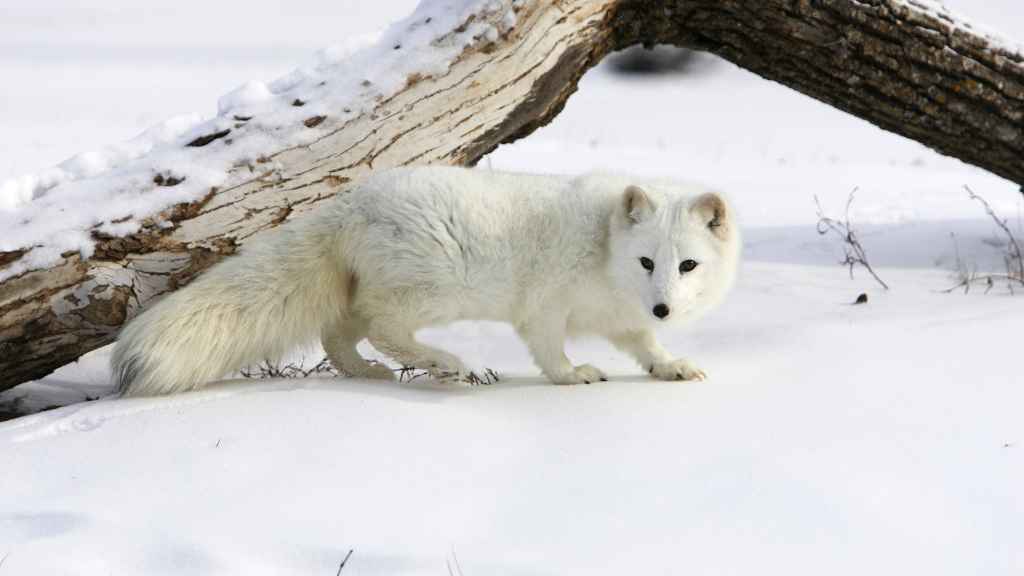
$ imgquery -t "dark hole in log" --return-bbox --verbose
[186,129,231,148]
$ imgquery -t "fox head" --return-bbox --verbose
[608,184,740,325]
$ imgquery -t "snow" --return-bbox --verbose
[3,0,1024,574]
[899,0,1024,56]
[3,267,1023,574]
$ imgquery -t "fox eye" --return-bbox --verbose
[679,259,699,273]
[639,257,654,272]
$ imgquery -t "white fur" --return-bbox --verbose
[113,166,741,396]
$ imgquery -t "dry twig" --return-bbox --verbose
[396,365,429,383]
[241,356,499,386]
[943,187,1024,294]
[240,356,338,379]
[336,549,353,575]
[815,189,889,290]
[447,548,465,576]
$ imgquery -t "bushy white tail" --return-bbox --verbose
[112,220,348,396]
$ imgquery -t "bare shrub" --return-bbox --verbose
[815,189,889,290]
[398,366,500,386]
[239,356,338,379]
[944,186,1024,294]
[241,356,500,386]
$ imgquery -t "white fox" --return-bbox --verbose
[113,166,740,396]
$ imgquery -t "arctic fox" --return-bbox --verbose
[113,166,740,396]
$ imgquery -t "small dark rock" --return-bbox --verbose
[153,172,185,187]
[304,115,327,128]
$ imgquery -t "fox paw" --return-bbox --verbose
[362,362,398,381]
[340,360,396,381]
[650,359,706,382]
[425,357,470,383]
[552,364,608,385]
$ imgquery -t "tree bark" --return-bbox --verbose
[616,0,1024,187]
[1,0,1022,393]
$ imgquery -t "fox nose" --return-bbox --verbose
[652,303,670,319]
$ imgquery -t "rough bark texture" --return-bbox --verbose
[1,0,1022,393]
[613,0,1024,187]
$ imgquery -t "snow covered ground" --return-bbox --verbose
[2,1,1024,574]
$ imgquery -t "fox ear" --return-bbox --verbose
[623,185,655,225]
[690,192,729,239]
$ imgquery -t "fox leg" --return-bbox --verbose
[518,313,607,385]
[366,318,468,380]
[608,330,706,381]
[322,315,394,380]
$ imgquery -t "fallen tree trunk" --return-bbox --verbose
[619,0,1024,186]
[1,0,1022,392]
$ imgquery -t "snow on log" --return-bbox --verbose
[1,0,1022,392]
